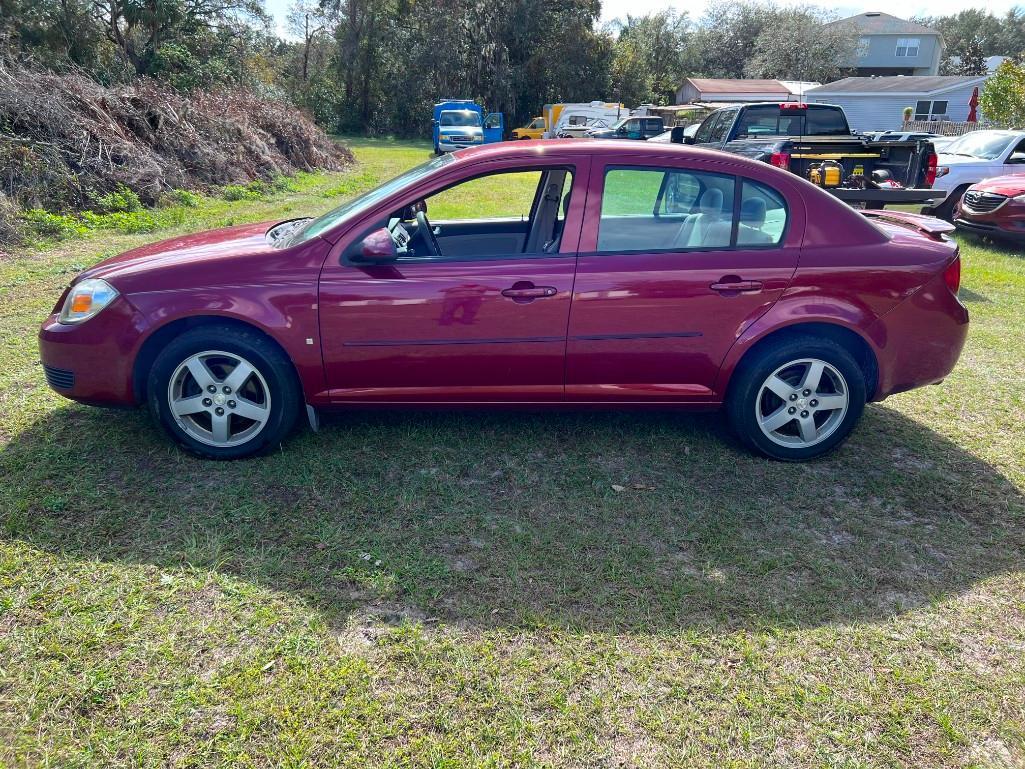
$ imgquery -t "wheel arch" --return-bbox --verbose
[723,321,879,402]
[132,315,301,403]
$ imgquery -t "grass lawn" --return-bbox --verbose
[2,137,1024,768]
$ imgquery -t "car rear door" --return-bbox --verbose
[564,155,803,402]
[318,158,587,402]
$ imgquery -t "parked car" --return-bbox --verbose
[586,115,664,140]
[544,101,624,138]
[649,123,699,144]
[511,116,546,140]
[40,140,968,461]
[865,130,942,143]
[431,100,503,154]
[922,129,1025,220]
[556,118,610,138]
[952,176,1025,241]
[679,102,942,208]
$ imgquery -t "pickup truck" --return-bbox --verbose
[673,102,942,207]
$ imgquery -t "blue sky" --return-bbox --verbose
[263,0,1025,38]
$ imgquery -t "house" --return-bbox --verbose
[674,78,819,105]
[805,75,990,131]
[827,12,943,76]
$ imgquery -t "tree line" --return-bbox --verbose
[5,0,1025,136]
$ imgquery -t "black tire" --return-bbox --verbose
[726,335,867,462]
[932,184,969,222]
[147,324,301,459]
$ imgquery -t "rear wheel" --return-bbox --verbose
[147,325,301,459]
[727,336,867,461]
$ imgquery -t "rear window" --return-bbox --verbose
[806,107,848,136]
[733,105,848,137]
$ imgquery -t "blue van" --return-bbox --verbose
[432,100,504,153]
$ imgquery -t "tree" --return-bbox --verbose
[745,7,857,83]
[689,0,771,78]
[610,11,688,105]
[87,0,268,77]
[979,59,1025,128]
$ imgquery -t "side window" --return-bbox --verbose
[598,167,735,252]
[737,180,787,247]
[708,110,736,143]
[693,113,718,143]
[426,170,542,220]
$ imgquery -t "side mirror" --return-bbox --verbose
[356,228,397,262]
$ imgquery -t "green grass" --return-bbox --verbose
[1,137,1024,767]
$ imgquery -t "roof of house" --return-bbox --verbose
[826,11,940,36]
[683,78,792,94]
[808,75,988,95]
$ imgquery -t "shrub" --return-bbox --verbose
[93,186,143,213]
[165,189,202,208]
[20,209,88,240]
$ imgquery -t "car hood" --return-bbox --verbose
[967,174,1025,196]
[937,153,990,168]
[81,221,278,286]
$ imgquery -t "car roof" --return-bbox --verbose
[450,138,768,173]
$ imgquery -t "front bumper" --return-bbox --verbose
[38,296,147,406]
[437,137,483,152]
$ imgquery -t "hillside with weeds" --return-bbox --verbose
[0,60,353,249]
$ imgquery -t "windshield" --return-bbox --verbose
[440,110,480,127]
[943,132,1015,160]
[610,118,629,130]
[281,154,455,246]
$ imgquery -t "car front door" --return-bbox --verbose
[564,157,802,402]
[318,160,585,402]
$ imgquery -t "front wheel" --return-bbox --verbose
[726,336,867,461]
[147,325,301,459]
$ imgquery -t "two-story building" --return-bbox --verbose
[827,12,943,76]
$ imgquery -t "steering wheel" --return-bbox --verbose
[416,210,441,257]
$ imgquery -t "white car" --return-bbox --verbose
[926,129,1025,219]
[648,123,700,144]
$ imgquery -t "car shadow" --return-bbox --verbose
[2,402,1022,633]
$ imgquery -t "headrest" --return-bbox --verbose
[740,197,766,225]
[699,188,724,213]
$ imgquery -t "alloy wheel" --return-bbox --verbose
[167,350,271,448]
[755,358,849,449]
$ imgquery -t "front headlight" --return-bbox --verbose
[59,278,119,324]
[1013,194,1025,203]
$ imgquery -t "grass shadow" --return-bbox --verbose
[2,402,1022,633]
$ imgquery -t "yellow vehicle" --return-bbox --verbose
[511,116,546,140]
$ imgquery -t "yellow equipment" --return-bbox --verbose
[809,160,843,188]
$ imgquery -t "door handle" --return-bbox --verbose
[501,283,557,302]
[710,278,763,294]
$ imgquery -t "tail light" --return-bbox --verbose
[943,255,961,295]
[770,152,790,170]
[925,152,938,187]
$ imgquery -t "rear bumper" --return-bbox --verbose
[38,297,146,406]
[867,270,969,400]
[831,188,946,205]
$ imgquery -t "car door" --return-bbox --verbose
[318,159,586,402]
[564,156,802,402]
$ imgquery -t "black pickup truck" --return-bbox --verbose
[670,102,943,207]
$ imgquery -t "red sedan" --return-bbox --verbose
[39,141,968,461]
[954,175,1025,242]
